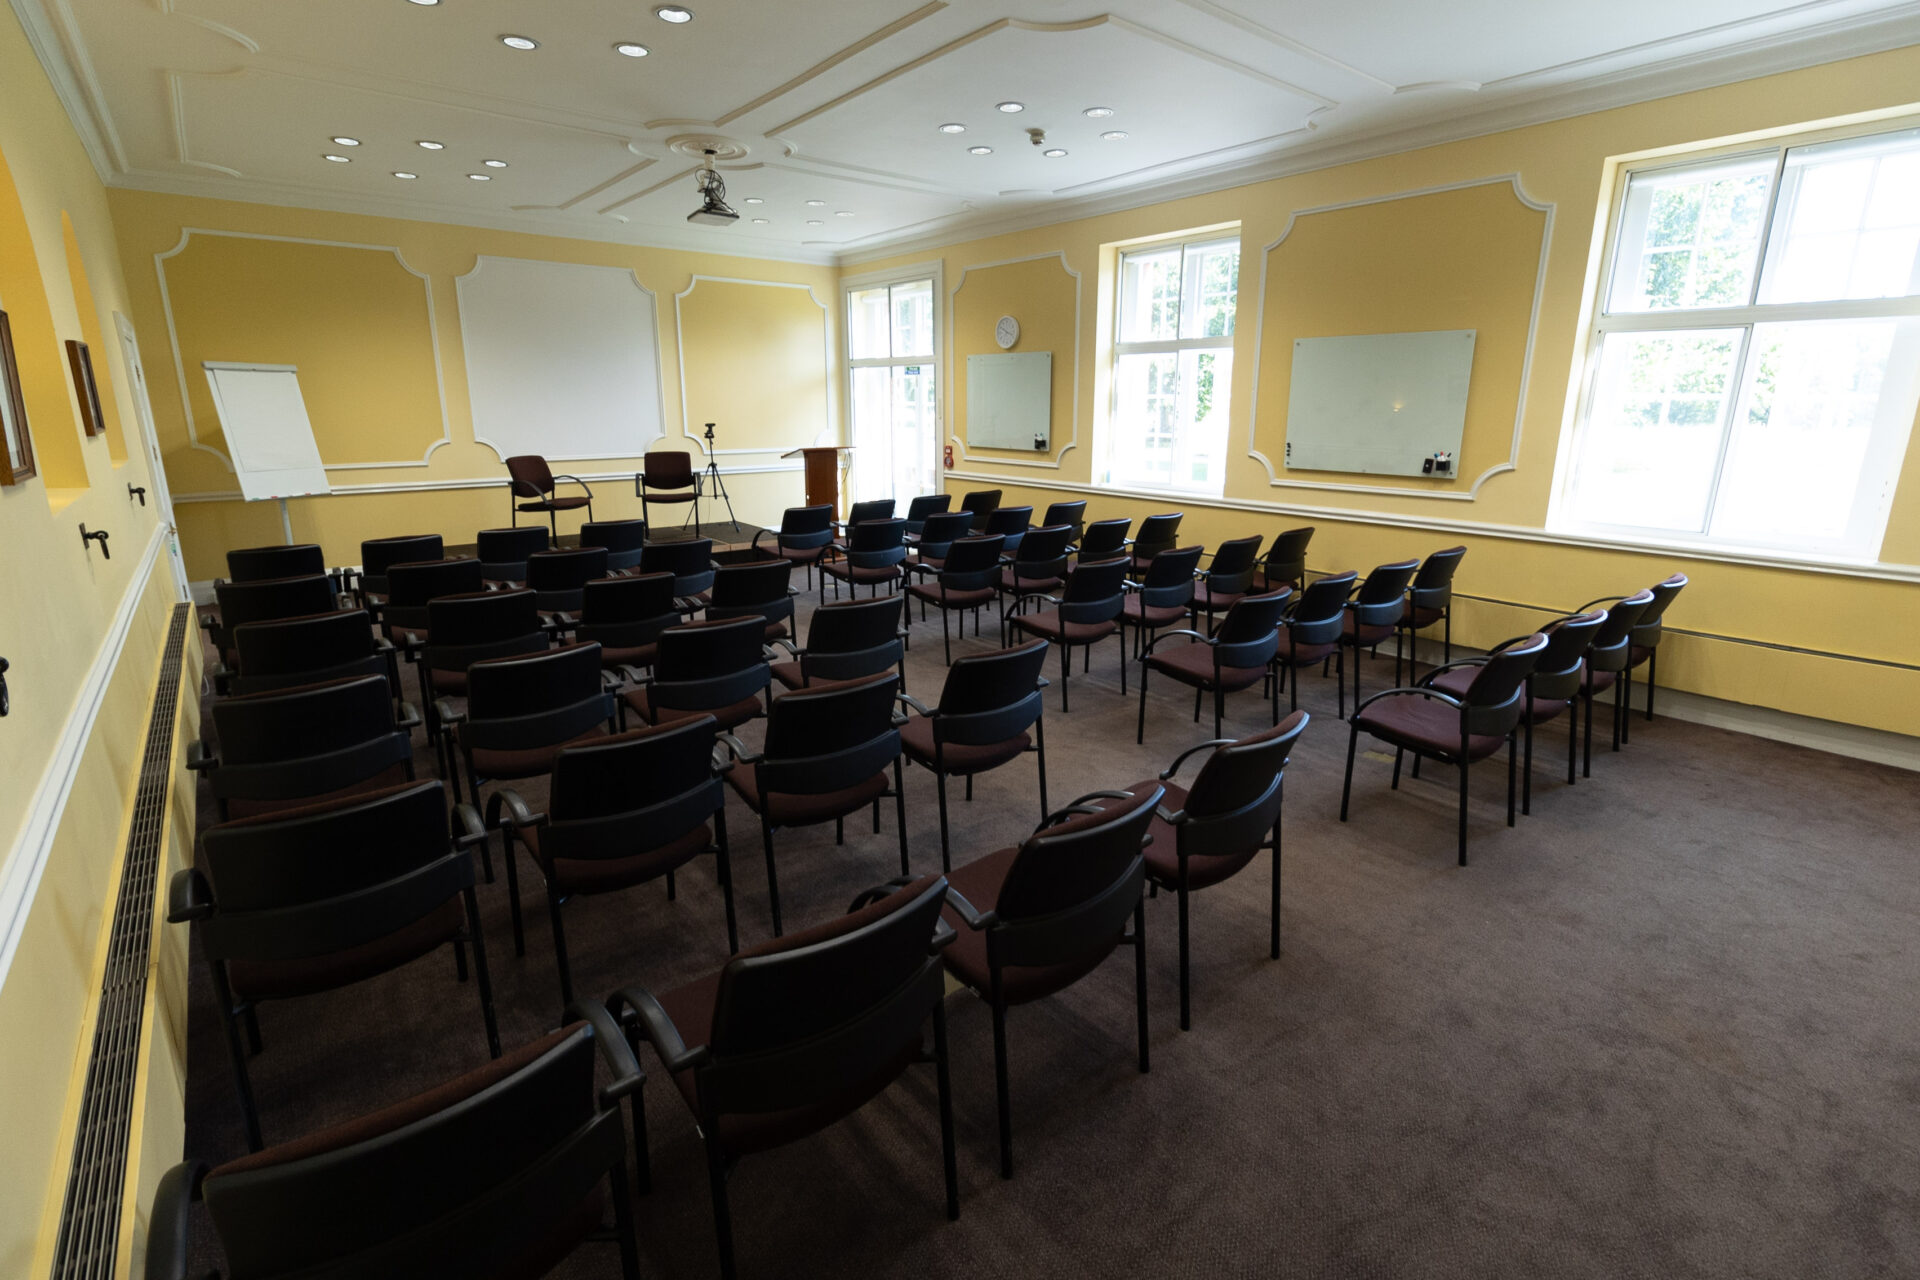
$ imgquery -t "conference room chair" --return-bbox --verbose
[1118,544,1203,660]
[751,504,835,589]
[1137,589,1291,743]
[901,492,951,541]
[356,534,442,611]
[569,572,682,672]
[380,557,484,650]
[611,876,957,1280]
[704,558,798,642]
[1576,588,1654,776]
[1620,572,1689,733]
[1190,534,1264,634]
[1074,516,1131,566]
[190,673,418,822]
[939,785,1160,1178]
[840,497,896,532]
[474,524,547,588]
[580,518,649,575]
[506,454,595,535]
[1127,512,1184,573]
[909,509,973,573]
[438,642,617,817]
[771,595,907,692]
[1271,570,1356,716]
[1007,555,1130,711]
[1340,632,1549,866]
[526,545,611,622]
[1252,525,1314,594]
[1125,712,1309,1029]
[170,779,499,1150]
[639,536,717,611]
[420,589,550,749]
[225,608,394,697]
[717,672,909,936]
[145,1010,644,1280]
[491,715,738,1003]
[224,542,324,583]
[820,515,907,601]
[960,487,1002,532]
[637,450,702,533]
[1041,499,1087,544]
[906,532,1007,664]
[618,616,770,735]
[1403,545,1468,666]
[205,575,343,680]
[897,639,1050,871]
[983,504,1033,553]
[1340,558,1421,710]
[993,523,1074,636]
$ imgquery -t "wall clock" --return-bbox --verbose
[995,315,1019,350]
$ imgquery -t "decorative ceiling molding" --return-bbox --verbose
[714,0,950,127]
[1167,0,1395,91]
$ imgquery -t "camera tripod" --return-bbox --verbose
[698,422,738,528]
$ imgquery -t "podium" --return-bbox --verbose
[782,445,853,516]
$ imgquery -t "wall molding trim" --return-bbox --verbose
[941,467,1920,586]
[673,275,835,455]
[1245,173,1555,499]
[0,523,168,988]
[946,251,1082,470]
[152,227,454,472]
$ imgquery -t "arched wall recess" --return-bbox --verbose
[60,211,127,463]
[674,275,834,461]
[1246,174,1554,501]
[0,138,87,489]
[946,252,1081,470]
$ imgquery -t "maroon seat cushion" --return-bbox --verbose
[997,567,1063,593]
[1407,604,1446,628]
[429,667,469,695]
[898,715,1029,775]
[561,637,658,670]
[223,762,413,821]
[1144,641,1266,692]
[939,846,1122,1005]
[1121,598,1188,627]
[724,761,889,826]
[1272,632,1338,667]
[227,896,466,1001]
[775,544,828,564]
[468,726,609,780]
[823,561,902,584]
[1582,666,1617,694]
[1191,584,1244,611]
[1427,667,1568,724]
[1627,644,1654,667]
[521,821,712,895]
[1352,694,1506,761]
[1011,609,1116,645]
[518,496,591,512]
[621,687,761,731]
[1342,614,1397,647]
[906,582,995,609]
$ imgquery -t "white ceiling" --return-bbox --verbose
[18,0,1920,264]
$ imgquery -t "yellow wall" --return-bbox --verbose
[951,254,1079,468]
[850,44,1920,737]
[108,190,843,579]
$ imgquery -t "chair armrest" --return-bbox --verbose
[617,665,653,687]
[197,612,218,633]
[751,529,772,551]
[1352,686,1465,716]
[167,868,213,924]
[1416,657,1489,686]
[895,691,934,717]
[1006,591,1062,618]
[848,875,918,911]
[769,637,801,658]
[942,885,998,931]
[1140,629,1209,656]
[1158,738,1234,781]
[145,1161,205,1280]
[373,634,396,654]
[489,787,546,832]
[555,611,579,628]
[716,733,762,764]
[394,700,423,730]
[1155,804,1187,826]
[452,802,490,851]
[610,985,710,1074]
[565,999,649,1105]
[434,697,466,728]
[185,739,218,773]
[1035,675,1050,689]
[552,474,594,500]
[599,668,624,694]
[1035,790,1136,832]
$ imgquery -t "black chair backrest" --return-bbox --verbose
[1633,573,1688,648]
[1204,535,1264,594]
[639,538,716,598]
[934,534,1006,591]
[230,610,381,695]
[527,547,611,614]
[383,559,485,637]
[577,574,681,651]
[424,590,548,675]
[778,505,835,549]
[1352,558,1420,626]
[844,517,908,563]
[1057,557,1129,625]
[1078,517,1130,559]
[702,877,948,1114]
[846,498,896,527]
[707,559,796,632]
[798,596,905,683]
[1262,526,1314,588]
[960,489,1001,531]
[543,716,723,863]
[1009,524,1073,577]
[1179,711,1309,856]
[932,639,1046,747]
[1286,571,1357,647]
[1132,512,1183,561]
[1528,611,1607,701]
[989,786,1161,969]
[1209,589,1291,669]
[208,675,409,805]
[360,535,443,583]
[1137,545,1203,608]
[1461,633,1549,737]
[1586,589,1654,674]
[643,450,696,489]
[1411,546,1467,613]
[506,454,558,499]
[474,526,548,583]
[1041,500,1086,541]
[651,617,772,713]
[915,511,973,561]
[215,576,340,639]
[903,494,951,535]
[758,672,902,798]
[464,644,613,752]
[227,544,324,583]
[579,519,648,572]
[984,506,1032,540]
[199,1023,607,1279]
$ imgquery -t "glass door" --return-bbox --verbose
[847,278,937,502]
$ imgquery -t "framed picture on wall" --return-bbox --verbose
[0,310,34,485]
[66,339,105,438]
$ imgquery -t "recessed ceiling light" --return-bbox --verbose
[417,140,445,150]
[614,42,650,57]
[655,5,692,22]
[938,123,966,134]
[996,101,1024,113]
[1102,130,1128,141]
[331,136,361,147]
[743,197,763,205]
[392,171,418,179]
[968,145,993,155]
[835,210,854,217]
[483,159,508,168]
[752,218,769,224]
[1084,107,1114,118]
[806,219,823,226]
[805,199,826,207]
[323,154,351,163]
[405,0,439,6]
[468,173,492,181]
[500,34,538,50]
[1043,148,1067,157]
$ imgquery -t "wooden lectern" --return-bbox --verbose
[782,445,854,516]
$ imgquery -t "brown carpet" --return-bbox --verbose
[181,581,1920,1279]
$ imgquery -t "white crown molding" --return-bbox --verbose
[7,0,122,178]
[169,460,802,504]
[1244,174,1554,499]
[946,252,1081,469]
[153,228,454,473]
[673,275,835,454]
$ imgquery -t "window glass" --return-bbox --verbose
[1609,159,1773,312]
[1760,130,1920,303]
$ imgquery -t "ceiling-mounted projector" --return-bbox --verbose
[687,151,738,226]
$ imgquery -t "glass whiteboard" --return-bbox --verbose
[1284,330,1475,478]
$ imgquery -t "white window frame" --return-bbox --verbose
[1104,232,1240,497]
[1552,120,1920,563]
[841,262,943,500]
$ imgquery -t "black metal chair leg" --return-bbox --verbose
[1034,714,1049,819]
[464,887,501,1057]
[933,998,960,1219]
[1136,661,1150,744]
[1177,883,1191,1031]
[715,804,738,954]
[991,995,1014,1179]
[548,893,573,1007]
[1522,711,1534,816]
[760,812,782,936]
[705,1132,737,1280]
[1391,747,1403,789]
[935,770,952,873]
[610,1163,643,1280]
[1507,729,1518,827]
[212,963,265,1152]
[1133,899,1151,1070]
[894,757,910,876]
[1458,758,1470,867]
[1647,649,1657,722]
[1339,722,1358,821]
[1269,808,1284,959]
